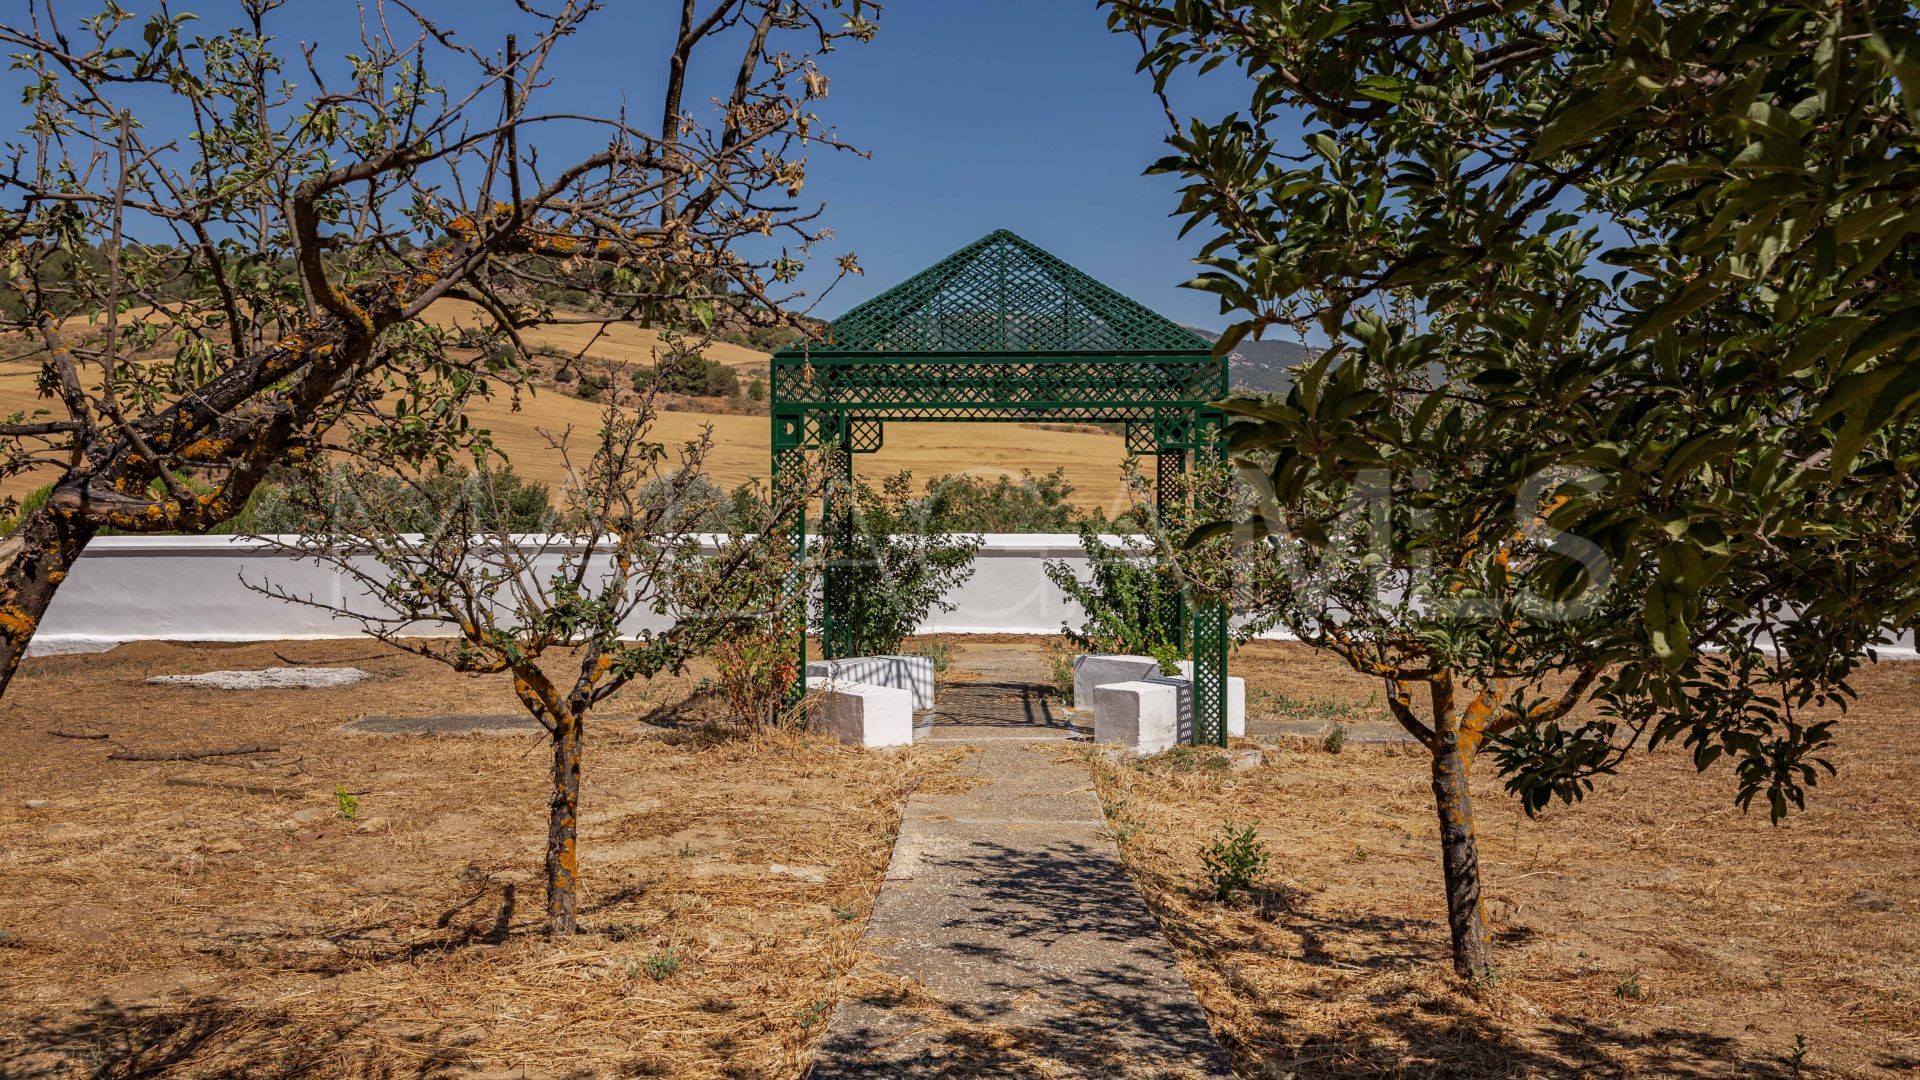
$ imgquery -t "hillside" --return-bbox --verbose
[0,315,1134,514]
[425,299,772,373]
[1187,325,1316,395]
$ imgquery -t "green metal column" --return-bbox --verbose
[1191,410,1230,747]
[772,410,809,708]
[1155,446,1188,652]
[820,422,856,660]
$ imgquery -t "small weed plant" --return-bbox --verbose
[1100,796,1144,844]
[1616,971,1644,1000]
[1322,723,1348,754]
[795,998,830,1030]
[1201,821,1270,901]
[642,946,681,982]
[1049,644,1076,705]
[334,784,359,820]
[1787,1034,1810,1076]
[908,637,953,674]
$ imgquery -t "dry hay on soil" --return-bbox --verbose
[1092,639,1920,1080]
[0,639,960,1078]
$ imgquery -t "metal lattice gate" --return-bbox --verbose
[771,230,1231,746]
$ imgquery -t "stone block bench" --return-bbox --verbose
[1091,680,1181,755]
[1077,655,1247,747]
[807,676,915,749]
[1072,653,1162,710]
[807,655,935,711]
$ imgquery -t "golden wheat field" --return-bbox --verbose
[0,305,1135,512]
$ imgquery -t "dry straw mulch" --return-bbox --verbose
[1093,642,1920,1080]
[0,640,954,1079]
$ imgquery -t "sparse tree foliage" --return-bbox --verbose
[253,388,820,936]
[0,0,874,695]
[1109,0,1920,977]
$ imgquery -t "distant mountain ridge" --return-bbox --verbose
[1186,325,1316,395]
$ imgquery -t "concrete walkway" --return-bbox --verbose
[810,667,1231,1079]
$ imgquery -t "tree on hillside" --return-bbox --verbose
[1108,0,1920,977]
[253,385,821,936]
[0,0,874,695]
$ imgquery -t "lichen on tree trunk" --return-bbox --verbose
[0,502,95,699]
[545,711,584,935]
[1430,739,1494,980]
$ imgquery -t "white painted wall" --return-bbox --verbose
[30,533,1112,652]
[32,534,1920,658]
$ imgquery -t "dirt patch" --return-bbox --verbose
[344,712,553,735]
[1097,639,1920,1079]
[0,639,958,1078]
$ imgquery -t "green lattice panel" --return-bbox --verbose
[848,419,884,453]
[804,231,1214,355]
[773,357,1224,412]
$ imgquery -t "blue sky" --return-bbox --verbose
[0,0,1263,331]
[765,1,1255,330]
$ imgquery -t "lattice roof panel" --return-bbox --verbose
[796,230,1212,354]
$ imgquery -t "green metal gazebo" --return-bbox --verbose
[771,229,1232,746]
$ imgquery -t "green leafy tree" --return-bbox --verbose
[820,470,983,657]
[1046,524,1183,661]
[641,352,741,398]
[1047,461,1278,666]
[921,467,1081,533]
[1109,0,1920,978]
[0,0,874,696]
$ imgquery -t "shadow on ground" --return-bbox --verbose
[816,838,1227,1078]
[928,681,1075,731]
[1137,866,1811,1079]
[0,996,474,1080]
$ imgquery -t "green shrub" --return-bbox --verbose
[1044,524,1184,657]
[259,465,557,535]
[641,352,738,397]
[1201,822,1270,901]
[818,471,981,657]
[919,467,1080,534]
[575,372,612,402]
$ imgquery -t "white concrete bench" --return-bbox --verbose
[807,655,935,711]
[807,676,915,749]
[1091,680,1180,755]
[1072,654,1163,709]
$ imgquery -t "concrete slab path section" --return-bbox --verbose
[811,668,1231,1078]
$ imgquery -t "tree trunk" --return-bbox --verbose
[0,504,96,699]
[1430,740,1495,980]
[545,709,584,935]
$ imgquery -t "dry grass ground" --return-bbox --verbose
[0,639,956,1079]
[1095,639,1920,1080]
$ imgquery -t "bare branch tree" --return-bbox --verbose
[249,378,823,935]
[0,0,875,694]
